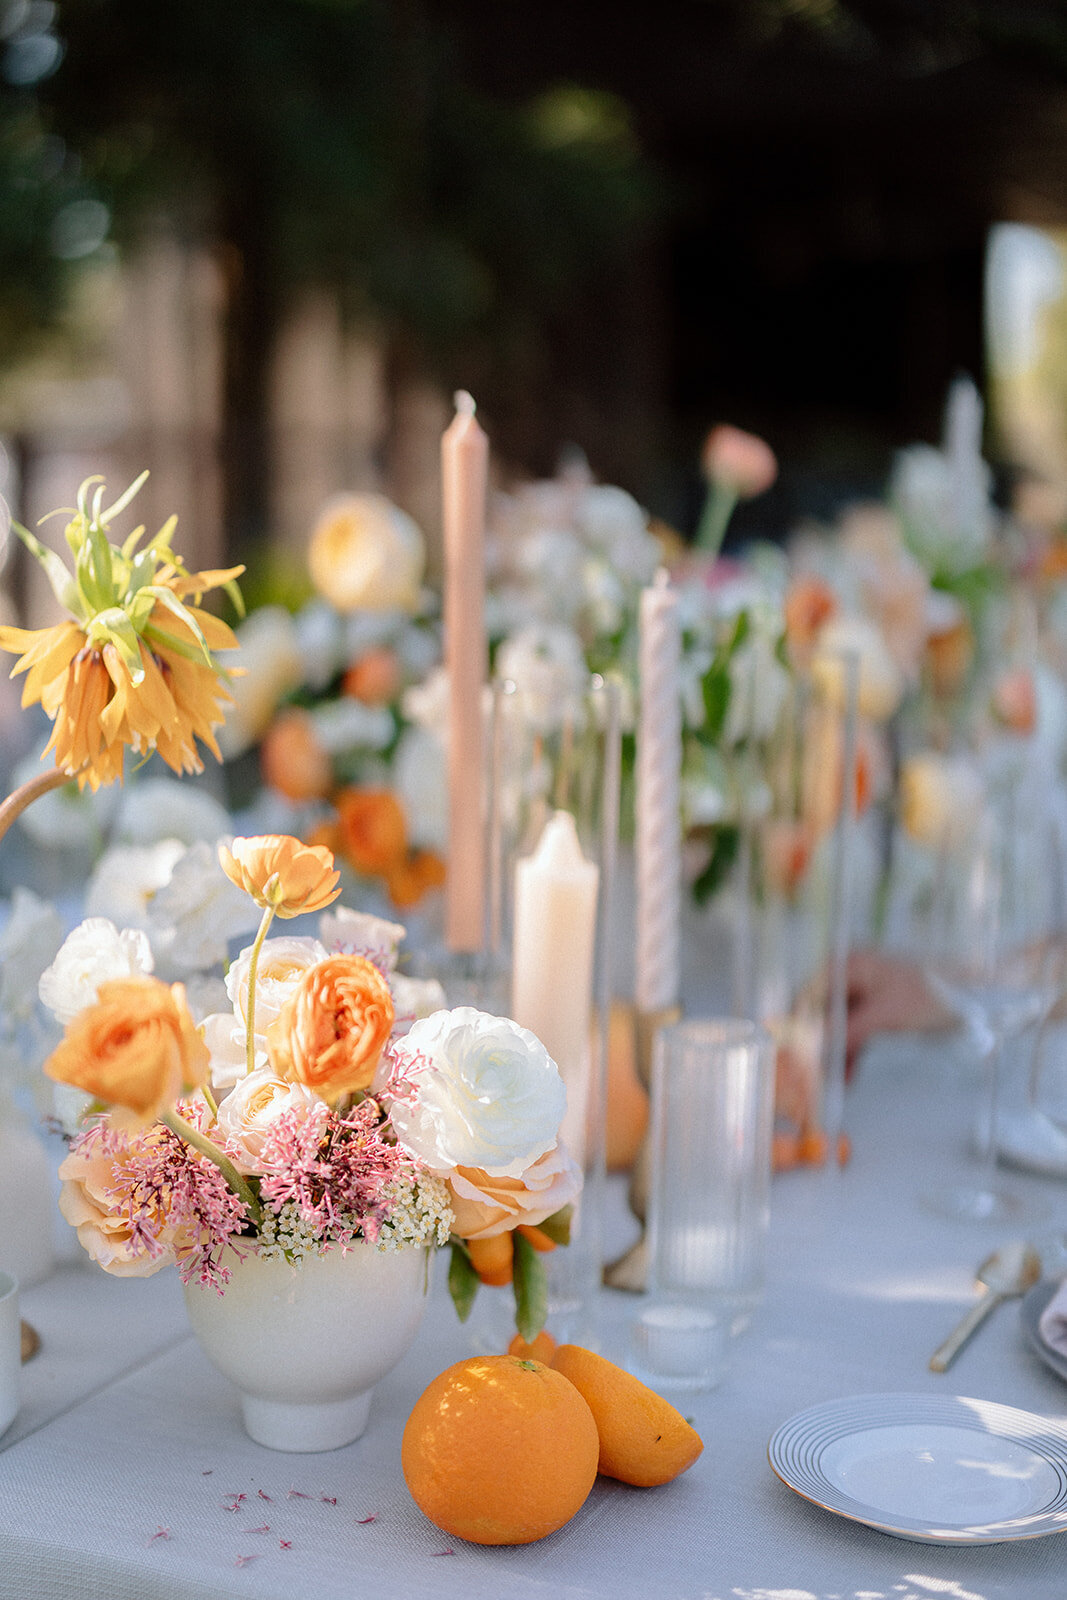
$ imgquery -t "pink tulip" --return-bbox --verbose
[701,425,778,499]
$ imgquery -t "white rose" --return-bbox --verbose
[148,840,261,978]
[309,698,395,756]
[389,973,447,1036]
[393,725,447,852]
[319,906,406,970]
[309,492,425,614]
[899,752,984,849]
[84,841,186,932]
[113,780,231,847]
[724,632,791,745]
[811,615,904,723]
[496,623,588,732]
[201,1012,266,1091]
[11,756,118,849]
[388,1007,566,1177]
[401,665,450,732]
[39,918,154,1026]
[0,889,64,1022]
[214,1067,325,1170]
[217,607,303,759]
[294,599,346,691]
[225,936,328,1032]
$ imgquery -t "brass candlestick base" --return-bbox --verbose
[20,1320,40,1363]
[603,1001,681,1292]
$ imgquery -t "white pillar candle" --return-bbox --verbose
[441,391,489,953]
[636,568,681,1014]
[511,810,599,1162]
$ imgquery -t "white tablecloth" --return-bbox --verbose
[3,1033,1067,1600]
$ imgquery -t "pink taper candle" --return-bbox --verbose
[442,391,489,952]
[635,568,682,1013]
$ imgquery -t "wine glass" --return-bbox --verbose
[918,780,1066,1223]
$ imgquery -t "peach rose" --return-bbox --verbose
[784,576,838,660]
[343,648,402,706]
[267,954,395,1103]
[308,492,425,614]
[58,1132,177,1277]
[260,711,333,802]
[218,834,341,918]
[992,668,1036,735]
[336,789,408,877]
[44,977,209,1126]
[447,1142,582,1241]
[701,425,777,498]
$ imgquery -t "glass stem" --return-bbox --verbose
[975,1024,1005,1193]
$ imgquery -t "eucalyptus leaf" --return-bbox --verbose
[512,1231,548,1344]
[448,1240,480,1324]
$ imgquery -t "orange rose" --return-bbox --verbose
[336,788,408,877]
[58,1131,178,1276]
[44,977,209,1126]
[924,617,974,699]
[784,576,837,661]
[219,834,341,917]
[261,711,333,802]
[447,1144,582,1241]
[267,954,395,1103]
[343,648,401,706]
[385,849,447,910]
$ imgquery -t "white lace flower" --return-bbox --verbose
[389,1007,566,1178]
[39,918,154,1025]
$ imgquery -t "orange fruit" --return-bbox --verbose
[402,1356,599,1545]
[508,1329,557,1363]
[550,1344,703,1487]
[604,1001,649,1172]
[466,1232,514,1286]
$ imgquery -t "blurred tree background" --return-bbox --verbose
[5,0,1067,562]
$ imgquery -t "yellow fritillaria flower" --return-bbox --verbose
[0,473,244,790]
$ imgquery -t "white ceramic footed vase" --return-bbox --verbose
[183,1241,431,1452]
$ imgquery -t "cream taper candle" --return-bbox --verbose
[442,391,488,953]
[635,568,681,1014]
[511,809,599,1162]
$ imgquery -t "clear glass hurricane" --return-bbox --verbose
[919,776,1066,1223]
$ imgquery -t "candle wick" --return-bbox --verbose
[454,390,477,417]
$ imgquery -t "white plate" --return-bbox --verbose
[1021,1281,1067,1386]
[768,1393,1067,1543]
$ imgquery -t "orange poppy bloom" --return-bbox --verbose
[218,834,342,918]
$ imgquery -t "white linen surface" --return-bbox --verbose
[3,1033,1067,1599]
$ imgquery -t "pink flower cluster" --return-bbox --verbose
[255,1099,417,1246]
[74,1115,251,1290]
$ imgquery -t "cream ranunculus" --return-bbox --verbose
[899,752,984,849]
[200,1011,266,1091]
[446,1141,582,1240]
[214,1067,325,1171]
[39,917,154,1026]
[319,906,406,971]
[308,493,425,614]
[225,935,329,1034]
[388,1007,566,1178]
[811,615,904,723]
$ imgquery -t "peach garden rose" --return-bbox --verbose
[446,1143,582,1241]
[44,976,209,1127]
[58,1129,179,1277]
[267,953,395,1103]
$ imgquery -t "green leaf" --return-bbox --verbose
[138,586,213,663]
[537,1205,573,1246]
[701,659,731,742]
[85,514,119,609]
[101,470,149,527]
[447,1239,480,1324]
[86,606,145,684]
[512,1231,548,1344]
[691,824,740,906]
[10,521,83,619]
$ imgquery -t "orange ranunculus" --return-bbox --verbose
[784,576,838,660]
[267,954,395,1103]
[261,710,333,802]
[218,834,341,918]
[44,977,208,1126]
[343,648,401,706]
[924,616,974,699]
[447,1144,582,1241]
[385,849,447,910]
[336,788,408,877]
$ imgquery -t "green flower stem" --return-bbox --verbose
[161,1109,262,1226]
[695,480,739,558]
[243,904,276,1074]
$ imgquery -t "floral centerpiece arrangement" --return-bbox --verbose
[43,833,579,1339]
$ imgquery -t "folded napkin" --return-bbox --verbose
[1039,1281,1067,1355]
